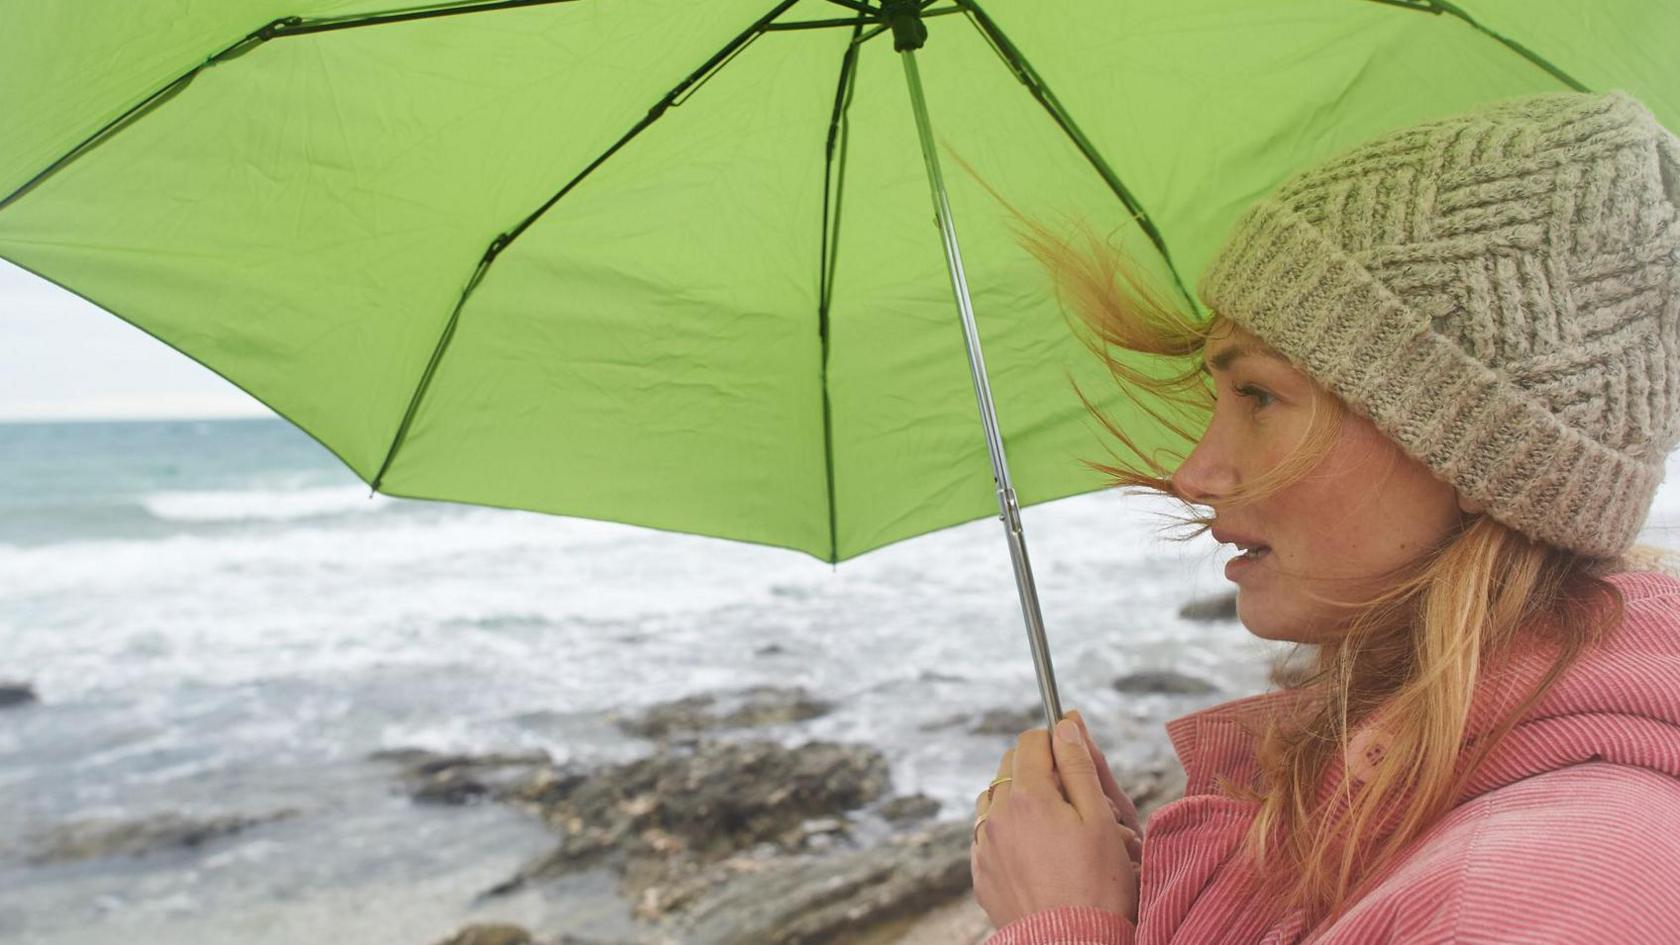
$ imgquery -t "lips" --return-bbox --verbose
[1210,527,1270,554]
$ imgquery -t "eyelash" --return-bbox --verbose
[1213,383,1273,409]
[1236,380,1270,406]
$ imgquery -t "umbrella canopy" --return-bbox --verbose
[4,0,1679,565]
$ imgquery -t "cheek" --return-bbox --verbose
[1268,486,1371,567]
[1271,440,1455,570]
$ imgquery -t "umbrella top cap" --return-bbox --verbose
[1196,90,1680,560]
[880,0,928,51]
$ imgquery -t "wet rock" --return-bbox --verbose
[916,705,1045,736]
[968,706,1042,736]
[611,686,833,740]
[789,817,847,854]
[676,820,973,945]
[373,749,557,807]
[1112,670,1219,696]
[486,739,890,908]
[859,895,992,945]
[754,643,788,657]
[368,747,438,766]
[408,750,553,774]
[914,713,962,733]
[415,770,493,805]
[428,924,634,945]
[393,736,1182,941]
[1179,591,1238,622]
[431,924,539,945]
[0,681,37,708]
[504,765,590,807]
[29,809,297,865]
[879,794,941,824]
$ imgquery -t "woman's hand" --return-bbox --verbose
[1067,708,1145,845]
[971,714,1141,928]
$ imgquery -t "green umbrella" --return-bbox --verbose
[5,0,1679,728]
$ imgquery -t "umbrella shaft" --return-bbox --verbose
[898,47,1063,734]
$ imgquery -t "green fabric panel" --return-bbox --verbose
[0,0,393,199]
[382,25,839,556]
[1444,1,1680,124]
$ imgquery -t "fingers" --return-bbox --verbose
[1012,728,1053,798]
[1049,717,1109,824]
[991,746,1014,808]
[1068,709,1142,836]
[974,747,1016,822]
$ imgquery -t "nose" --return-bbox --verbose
[1169,431,1235,507]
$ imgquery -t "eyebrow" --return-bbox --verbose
[1203,342,1288,374]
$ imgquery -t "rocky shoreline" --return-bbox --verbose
[12,590,1278,945]
[373,673,1202,945]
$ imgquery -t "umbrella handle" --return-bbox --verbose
[898,41,1064,733]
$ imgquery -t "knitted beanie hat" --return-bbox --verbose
[1196,89,1680,559]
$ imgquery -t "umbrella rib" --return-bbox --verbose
[0,17,302,213]
[368,0,803,492]
[1367,0,1587,92]
[953,0,1201,318]
[767,18,880,32]
[260,0,588,36]
[771,9,959,33]
[817,18,867,563]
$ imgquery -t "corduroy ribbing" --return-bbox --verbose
[987,904,1136,945]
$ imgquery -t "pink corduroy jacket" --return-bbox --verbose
[986,569,1680,945]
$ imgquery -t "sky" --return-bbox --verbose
[0,258,271,422]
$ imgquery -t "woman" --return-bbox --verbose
[971,89,1680,943]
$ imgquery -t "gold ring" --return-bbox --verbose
[972,812,988,844]
[986,775,1012,800]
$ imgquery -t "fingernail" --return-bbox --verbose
[1055,718,1082,745]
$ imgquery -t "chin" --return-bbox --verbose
[1235,596,1310,644]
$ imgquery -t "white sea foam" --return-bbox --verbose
[140,487,393,523]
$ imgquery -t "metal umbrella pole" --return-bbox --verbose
[886,4,1064,733]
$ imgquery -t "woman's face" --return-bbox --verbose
[1169,319,1470,644]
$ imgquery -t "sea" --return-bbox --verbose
[3,417,1678,945]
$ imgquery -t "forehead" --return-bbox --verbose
[1201,321,1292,373]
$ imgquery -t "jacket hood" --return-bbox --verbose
[1164,569,1680,807]
[1446,568,1680,802]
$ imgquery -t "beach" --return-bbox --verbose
[5,417,1678,944]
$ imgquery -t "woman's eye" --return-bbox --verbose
[1236,384,1272,408]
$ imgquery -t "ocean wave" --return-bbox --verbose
[0,506,768,628]
[140,487,392,523]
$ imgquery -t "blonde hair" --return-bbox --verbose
[1012,210,1677,929]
